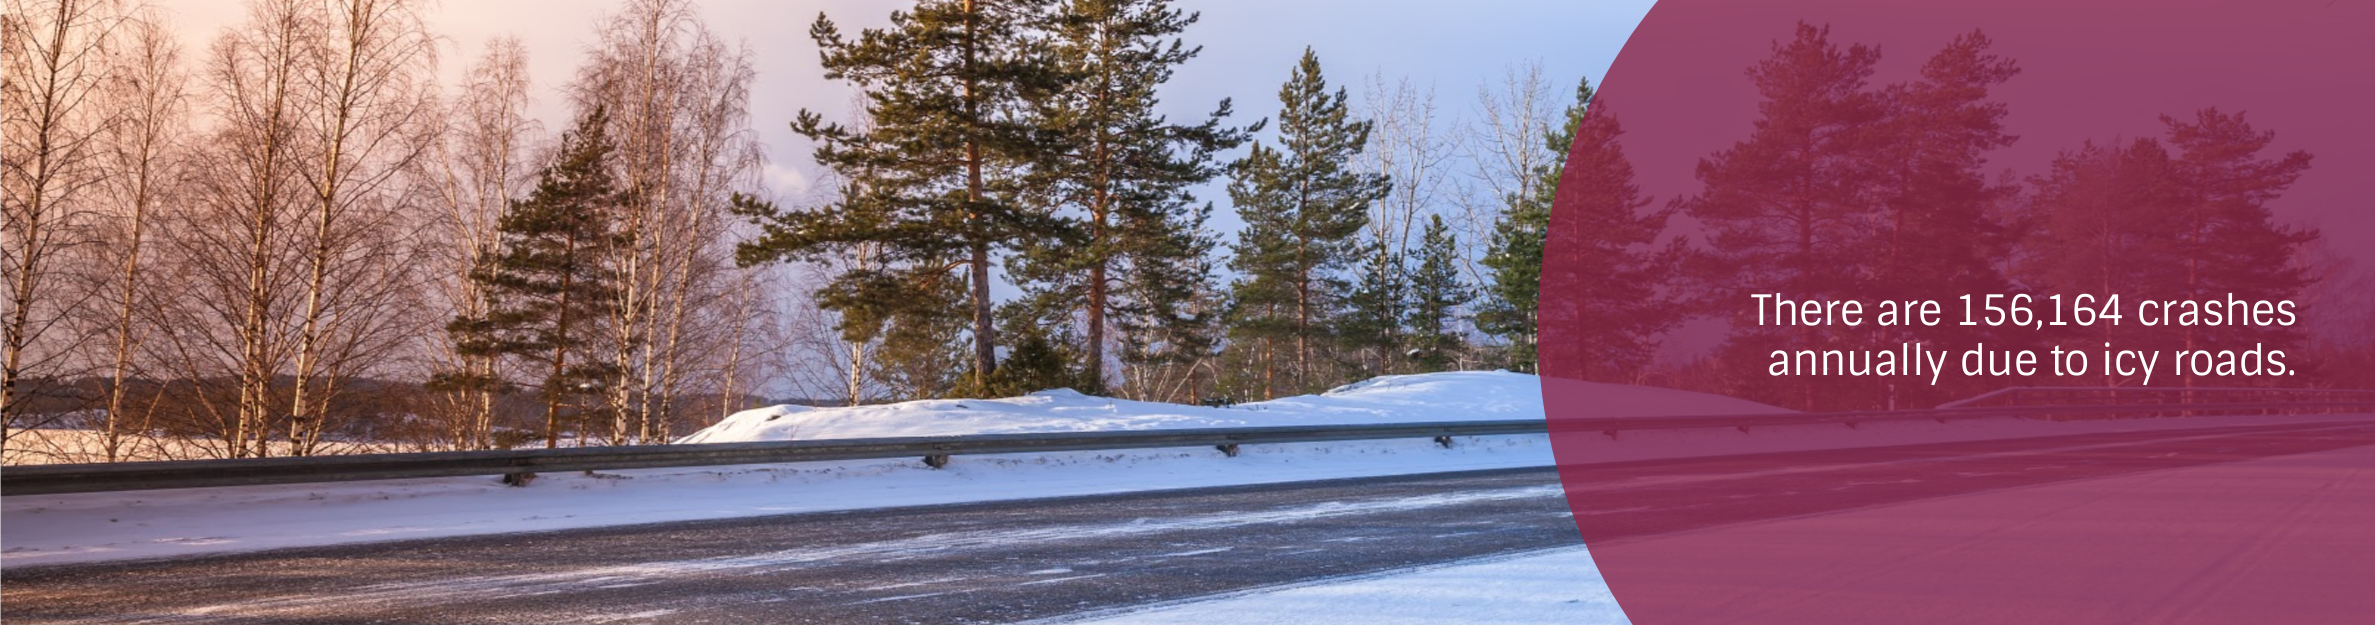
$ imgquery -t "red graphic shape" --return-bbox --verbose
[1543,1,2375,622]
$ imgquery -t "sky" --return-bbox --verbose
[160,0,1659,206]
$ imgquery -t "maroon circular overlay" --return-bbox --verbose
[1542,1,2375,623]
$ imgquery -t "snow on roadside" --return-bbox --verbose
[1,435,1554,569]
[1045,546,1630,625]
[7,371,1760,569]
[680,370,1767,444]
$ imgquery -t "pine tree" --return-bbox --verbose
[1339,241,1408,376]
[1859,30,2021,407]
[1481,74,1681,378]
[2163,108,2316,369]
[1223,49,1386,398]
[1679,23,1888,408]
[2026,110,2317,387]
[1011,0,1251,395]
[1111,203,1228,402]
[1482,76,1691,384]
[1680,25,2026,408]
[1538,83,1684,384]
[1475,78,1589,372]
[738,0,1061,394]
[1869,31,2019,306]
[1407,215,1472,371]
[987,301,1087,394]
[440,107,625,449]
[2023,137,2189,385]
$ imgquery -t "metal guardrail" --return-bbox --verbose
[7,400,2374,496]
[1,420,1544,496]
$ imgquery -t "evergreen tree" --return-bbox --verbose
[1679,23,1888,408]
[2025,109,2316,387]
[1111,203,1229,402]
[1407,215,1473,371]
[1338,242,1408,376]
[1537,83,1684,384]
[1676,25,2035,408]
[1475,78,1589,372]
[1011,0,1251,395]
[1482,74,1682,378]
[1869,31,2020,306]
[1223,49,1386,398]
[987,301,1088,394]
[738,0,1061,394]
[441,107,625,449]
[2163,108,2316,367]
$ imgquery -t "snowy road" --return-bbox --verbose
[1,468,1583,624]
[8,419,2375,624]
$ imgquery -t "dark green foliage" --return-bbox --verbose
[1222,49,1386,398]
[1539,83,1683,383]
[1478,76,1586,372]
[1406,215,1473,371]
[1009,0,1252,396]
[977,303,1089,396]
[1338,242,1408,376]
[1683,26,2018,408]
[737,0,1065,394]
[2023,109,2316,386]
[441,107,626,448]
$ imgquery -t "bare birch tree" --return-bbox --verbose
[1360,74,1455,258]
[86,8,185,461]
[156,0,320,458]
[571,0,760,444]
[1457,61,1557,285]
[2,0,125,450]
[281,0,437,455]
[422,36,535,450]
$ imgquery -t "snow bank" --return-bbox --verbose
[1,372,1793,569]
[681,370,1779,444]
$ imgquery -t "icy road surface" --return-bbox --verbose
[14,419,2375,624]
[3,469,1584,624]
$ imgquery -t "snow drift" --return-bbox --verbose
[679,370,1789,444]
[4,372,1795,568]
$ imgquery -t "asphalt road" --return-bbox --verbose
[8,418,2375,624]
[2,468,1581,624]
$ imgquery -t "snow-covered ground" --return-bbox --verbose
[10,370,2349,574]
[1052,547,1630,625]
[680,371,1778,443]
[11,371,1729,569]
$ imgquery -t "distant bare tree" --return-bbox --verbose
[1360,73,1456,258]
[776,238,888,407]
[151,0,320,458]
[2,0,126,450]
[422,37,536,450]
[282,0,438,455]
[1457,61,1558,285]
[86,9,187,462]
[570,0,762,443]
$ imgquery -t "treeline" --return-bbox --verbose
[1546,24,2347,411]
[740,0,1582,406]
[3,0,775,460]
[4,0,1585,461]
